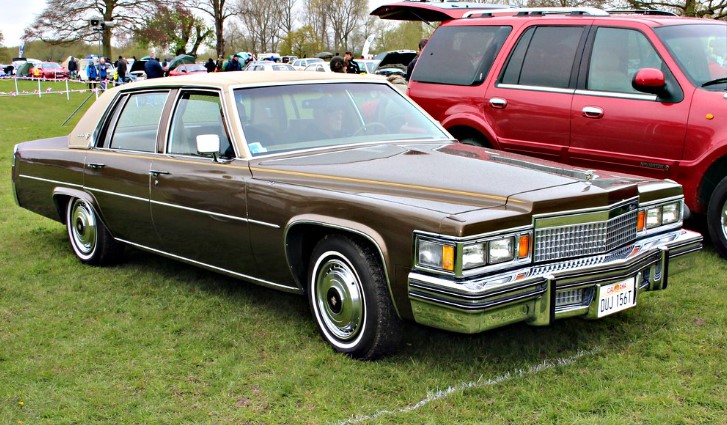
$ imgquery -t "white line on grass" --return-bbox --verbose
[334,346,602,425]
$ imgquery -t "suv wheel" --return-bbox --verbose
[707,176,727,258]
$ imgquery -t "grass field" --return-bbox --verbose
[1,79,725,424]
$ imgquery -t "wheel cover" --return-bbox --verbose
[314,257,364,342]
[70,200,97,256]
[721,198,727,241]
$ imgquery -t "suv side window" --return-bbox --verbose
[413,25,511,85]
[587,27,664,93]
[501,26,584,88]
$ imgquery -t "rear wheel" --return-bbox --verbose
[307,234,402,359]
[66,198,123,265]
[707,176,727,258]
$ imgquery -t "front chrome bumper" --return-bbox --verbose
[408,228,702,334]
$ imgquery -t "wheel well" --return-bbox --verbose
[285,224,382,291]
[699,155,727,210]
[52,194,72,225]
[446,125,491,148]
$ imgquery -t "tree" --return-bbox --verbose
[326,0,369,53]
[189,0,236,56]
[303,0,330,51]
[135,3,212,57]
[23,0,158,59]
[281,25,324,58]
[624,0,727,17]
[236,0,284,53]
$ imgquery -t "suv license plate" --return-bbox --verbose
[597,277,636,318]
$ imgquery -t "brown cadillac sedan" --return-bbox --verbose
[11,72,702,359]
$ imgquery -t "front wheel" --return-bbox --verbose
[307,234,402,359]
[707,176,727,259]
[66,198,123,265]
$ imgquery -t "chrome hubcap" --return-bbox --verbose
[721,199,727,240]
[70,200,97,255]
[315,258,363,341]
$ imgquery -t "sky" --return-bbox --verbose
[2,0,47,48]
[1,0,393,48]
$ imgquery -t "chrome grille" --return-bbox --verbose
[534,209,637,262]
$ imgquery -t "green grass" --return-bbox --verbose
[1,79,725,424]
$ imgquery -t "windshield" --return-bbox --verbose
[655,23,727,87]
[234,82,450,156]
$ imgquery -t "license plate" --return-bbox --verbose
[597,277,637,318]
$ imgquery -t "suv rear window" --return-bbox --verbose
[412,25,511,85]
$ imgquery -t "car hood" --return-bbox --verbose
[250,142,650,216]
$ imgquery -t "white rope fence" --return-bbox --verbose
[0,76,112,100]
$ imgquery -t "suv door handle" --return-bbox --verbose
[149,169,170,176]
[88,162,105,169]
[582,106,604,118]
[489,97,507,109]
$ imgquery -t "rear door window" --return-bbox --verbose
[500,26,585,88]
[413,25,512,85]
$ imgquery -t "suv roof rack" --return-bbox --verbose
[606,9,677,16]
[463,7,610,18]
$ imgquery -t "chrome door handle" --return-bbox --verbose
[582,106,604,118]
[149,170,170,176]
[88,162,105,169]
[489,97,507,109]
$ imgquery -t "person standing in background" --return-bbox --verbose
[205,58,216,73]
[116,56,127,84]
[68,57,78,79]
[97,57,109,89]
[344,52,360,74]
[144,54,164,79]
[405,38,428,81]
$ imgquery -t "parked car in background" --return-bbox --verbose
[30,62,70,79]
[357,59,381,74]
[281,55,299,63]
[373,4,727,258]
[303,62,332,72]
[128,59,147,81]
[292,57,324,70]
[12,72,702,359]
[372,50,416,76]
[244,61,296,71]
[168,63,207,77]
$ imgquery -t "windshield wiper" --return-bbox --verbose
[701,77,727,87]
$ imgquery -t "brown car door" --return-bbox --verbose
[149,90,258,276]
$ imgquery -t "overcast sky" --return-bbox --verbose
[2,0,392,49]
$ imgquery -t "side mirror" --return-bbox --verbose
[196,134,220,160]
[632,68,666,95]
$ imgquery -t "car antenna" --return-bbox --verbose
[62,91,96,126]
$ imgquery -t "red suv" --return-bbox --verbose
[373,4,727,258]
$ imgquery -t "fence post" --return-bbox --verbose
[37,78,41,98]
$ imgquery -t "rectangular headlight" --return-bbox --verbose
[646,207,662,229]
[417,239,454,271]
[662,203,680,225]
[462,242,486,269]
[489,237,514,264]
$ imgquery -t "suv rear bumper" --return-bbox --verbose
[408,228,702,333]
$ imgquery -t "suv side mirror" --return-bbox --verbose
[632,68,666,95]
